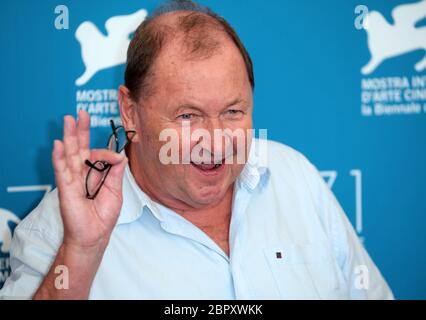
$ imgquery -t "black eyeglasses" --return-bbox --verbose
[85,120,135,200]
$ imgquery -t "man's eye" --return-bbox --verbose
[178,113,195,120]
[226,109,243,116]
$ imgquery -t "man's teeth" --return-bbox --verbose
[192,162,222,170]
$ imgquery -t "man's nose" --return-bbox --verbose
[196,118,233,161]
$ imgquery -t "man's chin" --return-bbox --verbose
[188,184,228,207]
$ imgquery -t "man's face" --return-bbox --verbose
[130,38,253,209]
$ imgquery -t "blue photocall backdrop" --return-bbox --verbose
[0,0,425,299]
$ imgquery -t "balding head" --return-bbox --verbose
[124,0,254,102]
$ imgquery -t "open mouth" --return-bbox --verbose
[190,161,224,172]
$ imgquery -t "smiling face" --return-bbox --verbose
[120,31,253,211]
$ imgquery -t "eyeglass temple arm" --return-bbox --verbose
[109,119,118,137]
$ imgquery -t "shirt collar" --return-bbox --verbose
[116,164,164,225]
[237,138,270,191]
[116,138,270,225]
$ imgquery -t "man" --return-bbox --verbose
[0,0,393,299]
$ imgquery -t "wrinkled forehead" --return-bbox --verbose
[138,11,253,110]
[150,43,252,111]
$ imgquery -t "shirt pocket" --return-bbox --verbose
[263,243,344,299]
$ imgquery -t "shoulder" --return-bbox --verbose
[264,139,309,161]
[258,139,332,216]
[259,139,321,183]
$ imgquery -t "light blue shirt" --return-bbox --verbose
[0,140,393,299]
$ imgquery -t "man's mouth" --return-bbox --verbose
[190,161,224,173]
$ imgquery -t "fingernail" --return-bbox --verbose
[78,109,85,119]
[64,115,73,124]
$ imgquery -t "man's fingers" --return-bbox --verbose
[89,150,127,198]
[89,149,126,165]
[52,140,72,187]
[105,156,128,191]
[77,110,91,161]
[63,115,83,175]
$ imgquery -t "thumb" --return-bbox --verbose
[104,156,128,194]
[89,149,126,165]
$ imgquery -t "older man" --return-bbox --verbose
[0,0,392,299]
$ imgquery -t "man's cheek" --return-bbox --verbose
[181,136,192,164]
[229,131,250,165]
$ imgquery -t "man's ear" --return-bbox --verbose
[118,85,140,143]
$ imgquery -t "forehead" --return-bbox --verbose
[148,37,252,108]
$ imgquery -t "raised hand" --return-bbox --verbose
[52,110,128,250]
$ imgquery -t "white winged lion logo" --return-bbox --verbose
[75,9,148,86]
[362,0,426,75]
